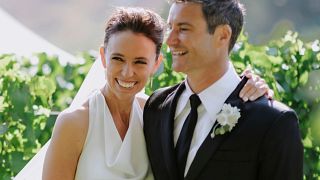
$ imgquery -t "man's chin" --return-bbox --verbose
[172,57,188,71]
[172,64,180,72]
[172,66,186,74]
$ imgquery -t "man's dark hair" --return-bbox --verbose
[104,7,165,58]
[170,0,245,52]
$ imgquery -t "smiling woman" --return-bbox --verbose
[99,30,162,139]
[41,7,165,180]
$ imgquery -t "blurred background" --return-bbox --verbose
[1,0,319,54]
[0,0,320,179]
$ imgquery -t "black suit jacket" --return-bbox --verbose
[143,78,303,180]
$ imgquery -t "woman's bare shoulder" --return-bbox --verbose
[51,100,90,150]
[43,101,90,179]
[56,101,89,130]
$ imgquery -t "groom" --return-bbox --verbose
[143,0,303,179]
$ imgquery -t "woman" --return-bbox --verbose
[43,7,270,180]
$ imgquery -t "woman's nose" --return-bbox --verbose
[121,64,134,77]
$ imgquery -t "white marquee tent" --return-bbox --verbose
[0,7,106,179]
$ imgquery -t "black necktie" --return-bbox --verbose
[175,94,202,179]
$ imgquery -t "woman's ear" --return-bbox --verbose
[152,54,163,74]
[100,46,107,68]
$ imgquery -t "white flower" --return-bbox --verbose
[211,103,241,138]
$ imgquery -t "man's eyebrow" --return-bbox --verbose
[135,57,148,60]
[177,22,193,27]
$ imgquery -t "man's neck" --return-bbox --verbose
[187,60,229,94]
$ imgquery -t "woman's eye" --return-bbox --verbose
[112,57,123,61]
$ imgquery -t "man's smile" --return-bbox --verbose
[171,50,188,56]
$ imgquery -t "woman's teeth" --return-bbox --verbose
[117,80,136,88]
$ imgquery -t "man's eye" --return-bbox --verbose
[180,28,189,31]
[136,60,147,65]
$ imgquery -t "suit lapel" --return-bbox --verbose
[160,82,186,180]
[185,77,248,180]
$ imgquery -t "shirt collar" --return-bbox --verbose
[175,62,241,120]
[174,80,194,118]
[198,62,241,120]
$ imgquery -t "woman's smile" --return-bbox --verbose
[116,79,137,89]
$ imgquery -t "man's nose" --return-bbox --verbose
[165,29,179,47]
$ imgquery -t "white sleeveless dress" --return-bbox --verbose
[75,90,153,180]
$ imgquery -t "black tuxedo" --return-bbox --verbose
[143,78,303,180]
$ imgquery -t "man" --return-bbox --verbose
[143,0,303,179]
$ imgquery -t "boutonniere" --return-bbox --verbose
[210,103,241,138]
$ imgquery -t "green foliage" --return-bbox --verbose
[0,31,319,179]
[233,32,320,179]
[0,53,94,179]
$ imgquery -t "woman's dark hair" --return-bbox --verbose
[104,7,165,58]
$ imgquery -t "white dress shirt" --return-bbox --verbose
[173,62,241,176]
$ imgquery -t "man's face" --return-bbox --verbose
[166,2,219,75]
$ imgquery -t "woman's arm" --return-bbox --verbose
[42,105,89,180]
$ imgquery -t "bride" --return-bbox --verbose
[15,7,270,180]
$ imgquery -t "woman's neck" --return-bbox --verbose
[101,85,134,140]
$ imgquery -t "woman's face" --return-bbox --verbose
[101,30,160,99]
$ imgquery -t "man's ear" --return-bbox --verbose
[100,46,107,68]
[218,24,232,45]
[152,54,163,74]
[213,25,232,48]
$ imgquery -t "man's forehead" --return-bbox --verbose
[168,0,203,4]
[167,2,203,23]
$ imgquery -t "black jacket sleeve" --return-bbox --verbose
[258,110,303,180]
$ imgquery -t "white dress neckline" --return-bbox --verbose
[75,90,153,180]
